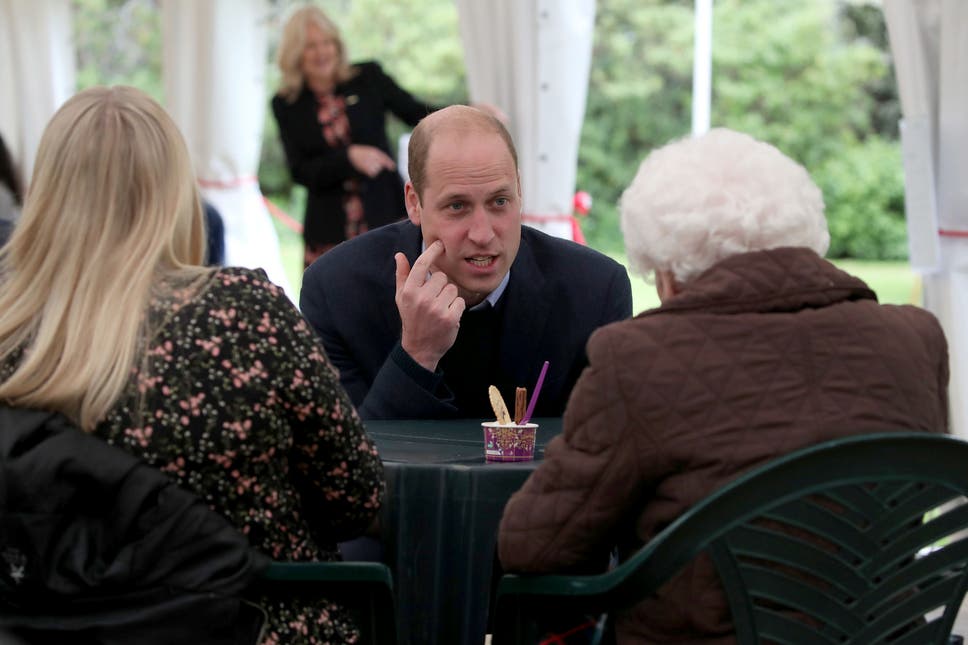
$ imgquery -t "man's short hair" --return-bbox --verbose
[407,105,519,199]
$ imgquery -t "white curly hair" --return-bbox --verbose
[619,128,829,285]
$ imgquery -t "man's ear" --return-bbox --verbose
[404,182,421,226]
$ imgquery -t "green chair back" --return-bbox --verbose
[260,561,397,645]
[493,433,968,644]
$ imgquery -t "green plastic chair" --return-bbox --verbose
[260,561,397,644]
[493,433,968,645]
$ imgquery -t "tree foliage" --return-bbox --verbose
[579,0,904,258]
[70,0,906,260]
[578,0,695,248]
[819,137,907,259]
[73,0,163,101]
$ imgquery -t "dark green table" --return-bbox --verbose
[366,418,563,645]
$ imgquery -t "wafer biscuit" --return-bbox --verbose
[488,385,512,425]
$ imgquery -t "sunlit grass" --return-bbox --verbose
[833,259,919,306]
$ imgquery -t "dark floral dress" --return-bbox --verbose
[81,267,382,644]
[314,91,367,263]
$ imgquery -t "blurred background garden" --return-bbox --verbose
[73,0,915,312]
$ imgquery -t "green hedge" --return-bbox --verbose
[816,137,908,260]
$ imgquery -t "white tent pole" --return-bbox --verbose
[932,0,968,438]
[691,0,713,136]
[885,0,968,437]
[884,0,942,271]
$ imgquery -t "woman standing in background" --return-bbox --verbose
[272,4,442,267]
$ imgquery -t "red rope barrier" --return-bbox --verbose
[939,228,968,238]
[196,175,304,235]
[263,197,303,235]
[522,213,586,245]
[197,175,258,189]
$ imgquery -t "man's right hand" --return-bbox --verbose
[394,241,466,372]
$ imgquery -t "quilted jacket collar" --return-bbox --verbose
[648,247,877,316]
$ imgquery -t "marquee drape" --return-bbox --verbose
[0,0,75,183]
[455,0,595,241]
[160,0,292,297]
[4,3,963,425]
[884,0,968,437]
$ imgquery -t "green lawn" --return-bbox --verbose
[617,255,920,314]
[832,259,919,306]
[270,217,919,313]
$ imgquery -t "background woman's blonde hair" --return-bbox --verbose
[276,4,353,102]
[0,85,209,430]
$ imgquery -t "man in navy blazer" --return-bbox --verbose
[300,105,632,419]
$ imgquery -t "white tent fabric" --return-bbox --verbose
[160,0,293,298]
[0,0,75,183]
[455,0,595,241]
[884,0,968,437]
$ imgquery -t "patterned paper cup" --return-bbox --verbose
[483,422,538,462]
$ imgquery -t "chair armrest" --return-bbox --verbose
[261,561,393,587]
[257,561,397,645]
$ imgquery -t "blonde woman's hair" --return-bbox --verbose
[276,4,354,102]
[0,85,210,430]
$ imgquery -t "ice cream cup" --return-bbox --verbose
[483,422,538,462]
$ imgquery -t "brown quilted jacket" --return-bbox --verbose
[498,247,949,644]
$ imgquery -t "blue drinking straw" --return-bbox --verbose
[521,360,549,424]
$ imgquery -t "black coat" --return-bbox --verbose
[0,407,269,644]
[271,61,439,246]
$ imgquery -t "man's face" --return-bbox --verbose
[405,130,522,308]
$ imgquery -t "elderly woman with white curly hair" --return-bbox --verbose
[499,128,949,644]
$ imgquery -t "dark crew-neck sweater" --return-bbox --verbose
[437,300,508,418]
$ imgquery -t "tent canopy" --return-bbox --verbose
[1,0,963,435]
